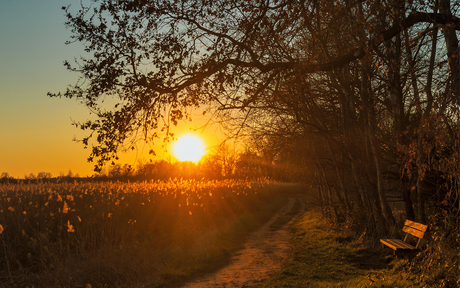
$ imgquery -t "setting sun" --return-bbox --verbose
[172,134,206,162]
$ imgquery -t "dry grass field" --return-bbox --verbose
[0,179,288,287]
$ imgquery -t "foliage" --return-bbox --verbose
[406,209,460,287]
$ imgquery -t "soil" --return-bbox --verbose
[181,196,305,288]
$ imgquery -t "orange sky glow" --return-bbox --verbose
[0,1,222,178]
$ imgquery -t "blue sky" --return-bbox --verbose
[0,1,98,177]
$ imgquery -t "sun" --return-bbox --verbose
[172,134,206,162]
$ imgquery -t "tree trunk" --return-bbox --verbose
[440,0,460,102]
[403,188,416,221]
[416,179,428,224]
[402,24,421,222]
[350,155,384,237]
[326,140,351,211]
[313,144,341,221]
[315,171,327,216]
[416,132,429,224]
[367,125,396,228]
[357,47,396,233]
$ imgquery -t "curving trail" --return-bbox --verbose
[181,196,305,288]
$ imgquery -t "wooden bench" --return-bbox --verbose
[380,220,428,255]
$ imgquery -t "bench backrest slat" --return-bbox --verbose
[404,220,428,232]
[402,220,428,240]
[402,226,425,239]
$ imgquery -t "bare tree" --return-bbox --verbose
[51,0,459,232]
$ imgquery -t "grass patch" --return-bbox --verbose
[263,207,431,288]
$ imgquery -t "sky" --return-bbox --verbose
[0,1,219,178]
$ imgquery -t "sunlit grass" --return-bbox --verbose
[0,179,287,287]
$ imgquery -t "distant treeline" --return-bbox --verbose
[0,150,308,184]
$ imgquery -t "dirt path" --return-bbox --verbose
[181,196,305,288]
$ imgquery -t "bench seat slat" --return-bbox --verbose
[380,239,416,250]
